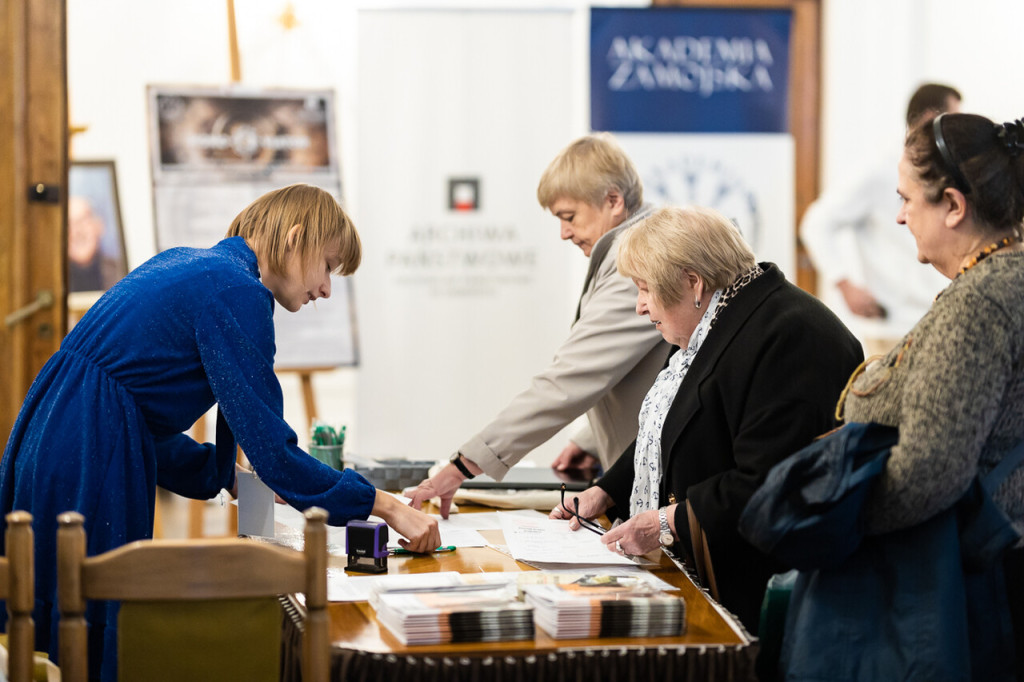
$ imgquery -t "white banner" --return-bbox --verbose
[355,9,580,460]
[617,133,795,279]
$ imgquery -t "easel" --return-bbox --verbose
[152,0,249,539]
[277,366,333,430]
[163,363,328,538]
[162,365,329,538]
[225,2,336,443]
[152,411,240,539]
[191,413,239,537]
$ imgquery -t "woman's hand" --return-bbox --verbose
[373,489,441,553]
[549,485,614,530]
[601,507,667,557]
[837,280,887,319]
[405,460,478,519]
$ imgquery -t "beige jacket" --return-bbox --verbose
[459,206,671,477]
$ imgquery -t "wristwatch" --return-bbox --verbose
[450,452,476,479]
[658,508,675,547]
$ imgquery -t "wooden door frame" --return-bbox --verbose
[651,0,821,293]
[1,0,68,442]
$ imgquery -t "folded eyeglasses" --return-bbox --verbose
[560,483,606,536]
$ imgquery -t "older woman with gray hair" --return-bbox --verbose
[552,205,862,631]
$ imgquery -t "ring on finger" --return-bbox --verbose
[615,540,624,554]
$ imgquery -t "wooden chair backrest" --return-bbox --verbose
[685,500,719,602]
[1,511,34,682]
[57,506,328,682]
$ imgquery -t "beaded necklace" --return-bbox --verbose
[957,233,1021,277]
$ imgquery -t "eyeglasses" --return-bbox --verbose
[560,484,606,536]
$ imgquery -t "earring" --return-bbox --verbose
[694,299,701,309]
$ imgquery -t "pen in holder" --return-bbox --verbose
[345,520,388,574]
[309,420,345,471]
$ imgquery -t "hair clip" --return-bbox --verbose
[994,119,1024,157]
[932,114,972,195]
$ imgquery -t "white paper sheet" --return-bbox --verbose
[431,509,546,531]
[236,471,275,538]
[328,570,463,603]
[386,524,488,551]
[497,512,637,566]
[274,499,489,552]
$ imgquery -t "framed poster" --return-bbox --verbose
[146,85,357,368]
[68,160,128,293]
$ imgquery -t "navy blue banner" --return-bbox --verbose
[591,7,792,133]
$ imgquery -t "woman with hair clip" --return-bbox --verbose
[776,113,1024,681]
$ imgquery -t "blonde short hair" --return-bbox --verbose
[536,133,643,214]
[618,206,756,306]
[225,184,361,277]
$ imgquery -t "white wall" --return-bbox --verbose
[67,0,1024,460]
[819,0,1023,189]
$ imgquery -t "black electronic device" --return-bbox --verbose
[460,466,594,491]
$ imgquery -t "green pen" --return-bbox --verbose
[388,545,457,556]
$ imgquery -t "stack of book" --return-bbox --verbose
[372,583,535,645]
[522,574,686,639]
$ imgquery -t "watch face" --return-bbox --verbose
[660,532,674,547]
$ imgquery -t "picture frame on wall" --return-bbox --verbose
[68,160,128,293]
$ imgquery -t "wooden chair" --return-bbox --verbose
[685,500,720,601]
[57,507,329,682]
[0,511,36,682]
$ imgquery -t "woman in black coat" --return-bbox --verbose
[551,205,863,632]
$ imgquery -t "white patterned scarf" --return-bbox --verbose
[629,289,723,517]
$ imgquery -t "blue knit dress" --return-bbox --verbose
[0,236,376,679]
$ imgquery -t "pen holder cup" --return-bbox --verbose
[309,444,344,471]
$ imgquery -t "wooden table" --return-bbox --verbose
[281,517,757,682]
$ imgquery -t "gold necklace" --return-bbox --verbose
[957,233,1021,277]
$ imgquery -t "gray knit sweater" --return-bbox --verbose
[845,251,1024,540]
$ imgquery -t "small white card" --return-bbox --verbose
[237,471,275,538]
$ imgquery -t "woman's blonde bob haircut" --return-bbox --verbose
[536,133,643,213]
[225,184,361,277]
[618,206,756,306]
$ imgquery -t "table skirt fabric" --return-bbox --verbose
[280,605,756,682]
[334,646,755,682]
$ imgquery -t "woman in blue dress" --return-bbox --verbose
[0,183,440,679]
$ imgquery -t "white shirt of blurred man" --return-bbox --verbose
[801,85,961,357]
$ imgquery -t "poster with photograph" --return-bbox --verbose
[68,161,128,293]
[146,85,357,368]
[151,89,336,179]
